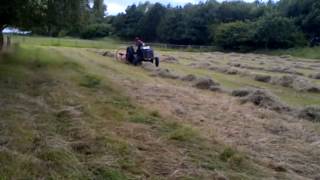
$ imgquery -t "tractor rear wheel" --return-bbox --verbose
[155,57,159,67]
[126,46,135,63]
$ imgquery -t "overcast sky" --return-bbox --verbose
[106,0,272,15]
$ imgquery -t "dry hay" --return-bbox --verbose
[239,65,265,71]
[280,55,293,59]
[142,63,158,71]
[209,66,239,75]
[151,68,180,79]
[88,49,115,58]
[254,74,272,83]
[267,66,303,76]
[192,77,220,91]
[226,68,239,75]
[309,73,320,79]
[210,66,249,76]
[231,88,290,112]
[237,64,303,76]
[188,62,212,69]
[181,74,197,82]
[271,75,320,92]
[231,88,256,97]
[209,66,228,73]
[293,63,314,70]
[227,62,242,67]
[299,106,320,122]
[160,55,179,63]
[102,51,115,58]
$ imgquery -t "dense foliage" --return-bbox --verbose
[80,23,112,39]
[1,0,107,37]
[111,0,320,50]
[2,0,320,50]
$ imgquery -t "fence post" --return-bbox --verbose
[6,36,11,48]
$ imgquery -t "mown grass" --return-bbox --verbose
[0,46,133,179]
[0,45,276,179]
[162,62,320,107]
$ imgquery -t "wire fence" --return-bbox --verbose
[148,43,217,51]
[7,34,218,52]
[119,42,218,52]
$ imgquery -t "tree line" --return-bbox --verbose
[0,0,108,49]
[111,0,320,50]
[1,0,320,50]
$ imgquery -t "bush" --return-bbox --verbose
[214,21,255,51]
[80,23,112,39]
[213,16,307,50]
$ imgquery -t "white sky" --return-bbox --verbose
[106,0,274,15]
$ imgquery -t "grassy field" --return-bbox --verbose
[264,46,320,60]
[157,50,320,107]
[0,44,280,179]
[9,35,320,60]
[10,36,125,49]
[1,36,320,179]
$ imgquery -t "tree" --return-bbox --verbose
[0,0,42,49]
[301,1,320,37]
[277,0,319,38]
[92,0,107,22]
[26,0,92,37]
[216,1,256,22]
[112,4,145,39]
[254,15,306,48]
[80,23,112,39]
[138,3,166,41]
[215,21,254,50]
[157,8,187,44]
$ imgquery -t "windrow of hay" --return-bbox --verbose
[298,106,320,122]
[150,68,180,79]
[271,75,320,93]
[309,73,320,79]
[102,51,115,58]
[251,73,320,93]
[254,74,272,83]
[231,88,291,112]
[180,74,197,82]
[87,49,115,58]
[192,77,221,91]
[160,55,179,63]
[266,66,303,76]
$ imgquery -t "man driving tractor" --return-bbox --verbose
[134,37,145,64]
[122,37,159,67]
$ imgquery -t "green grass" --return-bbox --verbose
[79,74,102,88]
[0,46,134,179]
[128,112,160,125]
[11,35,124,49]
[166,124,199,142]
[267,46,320,60]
